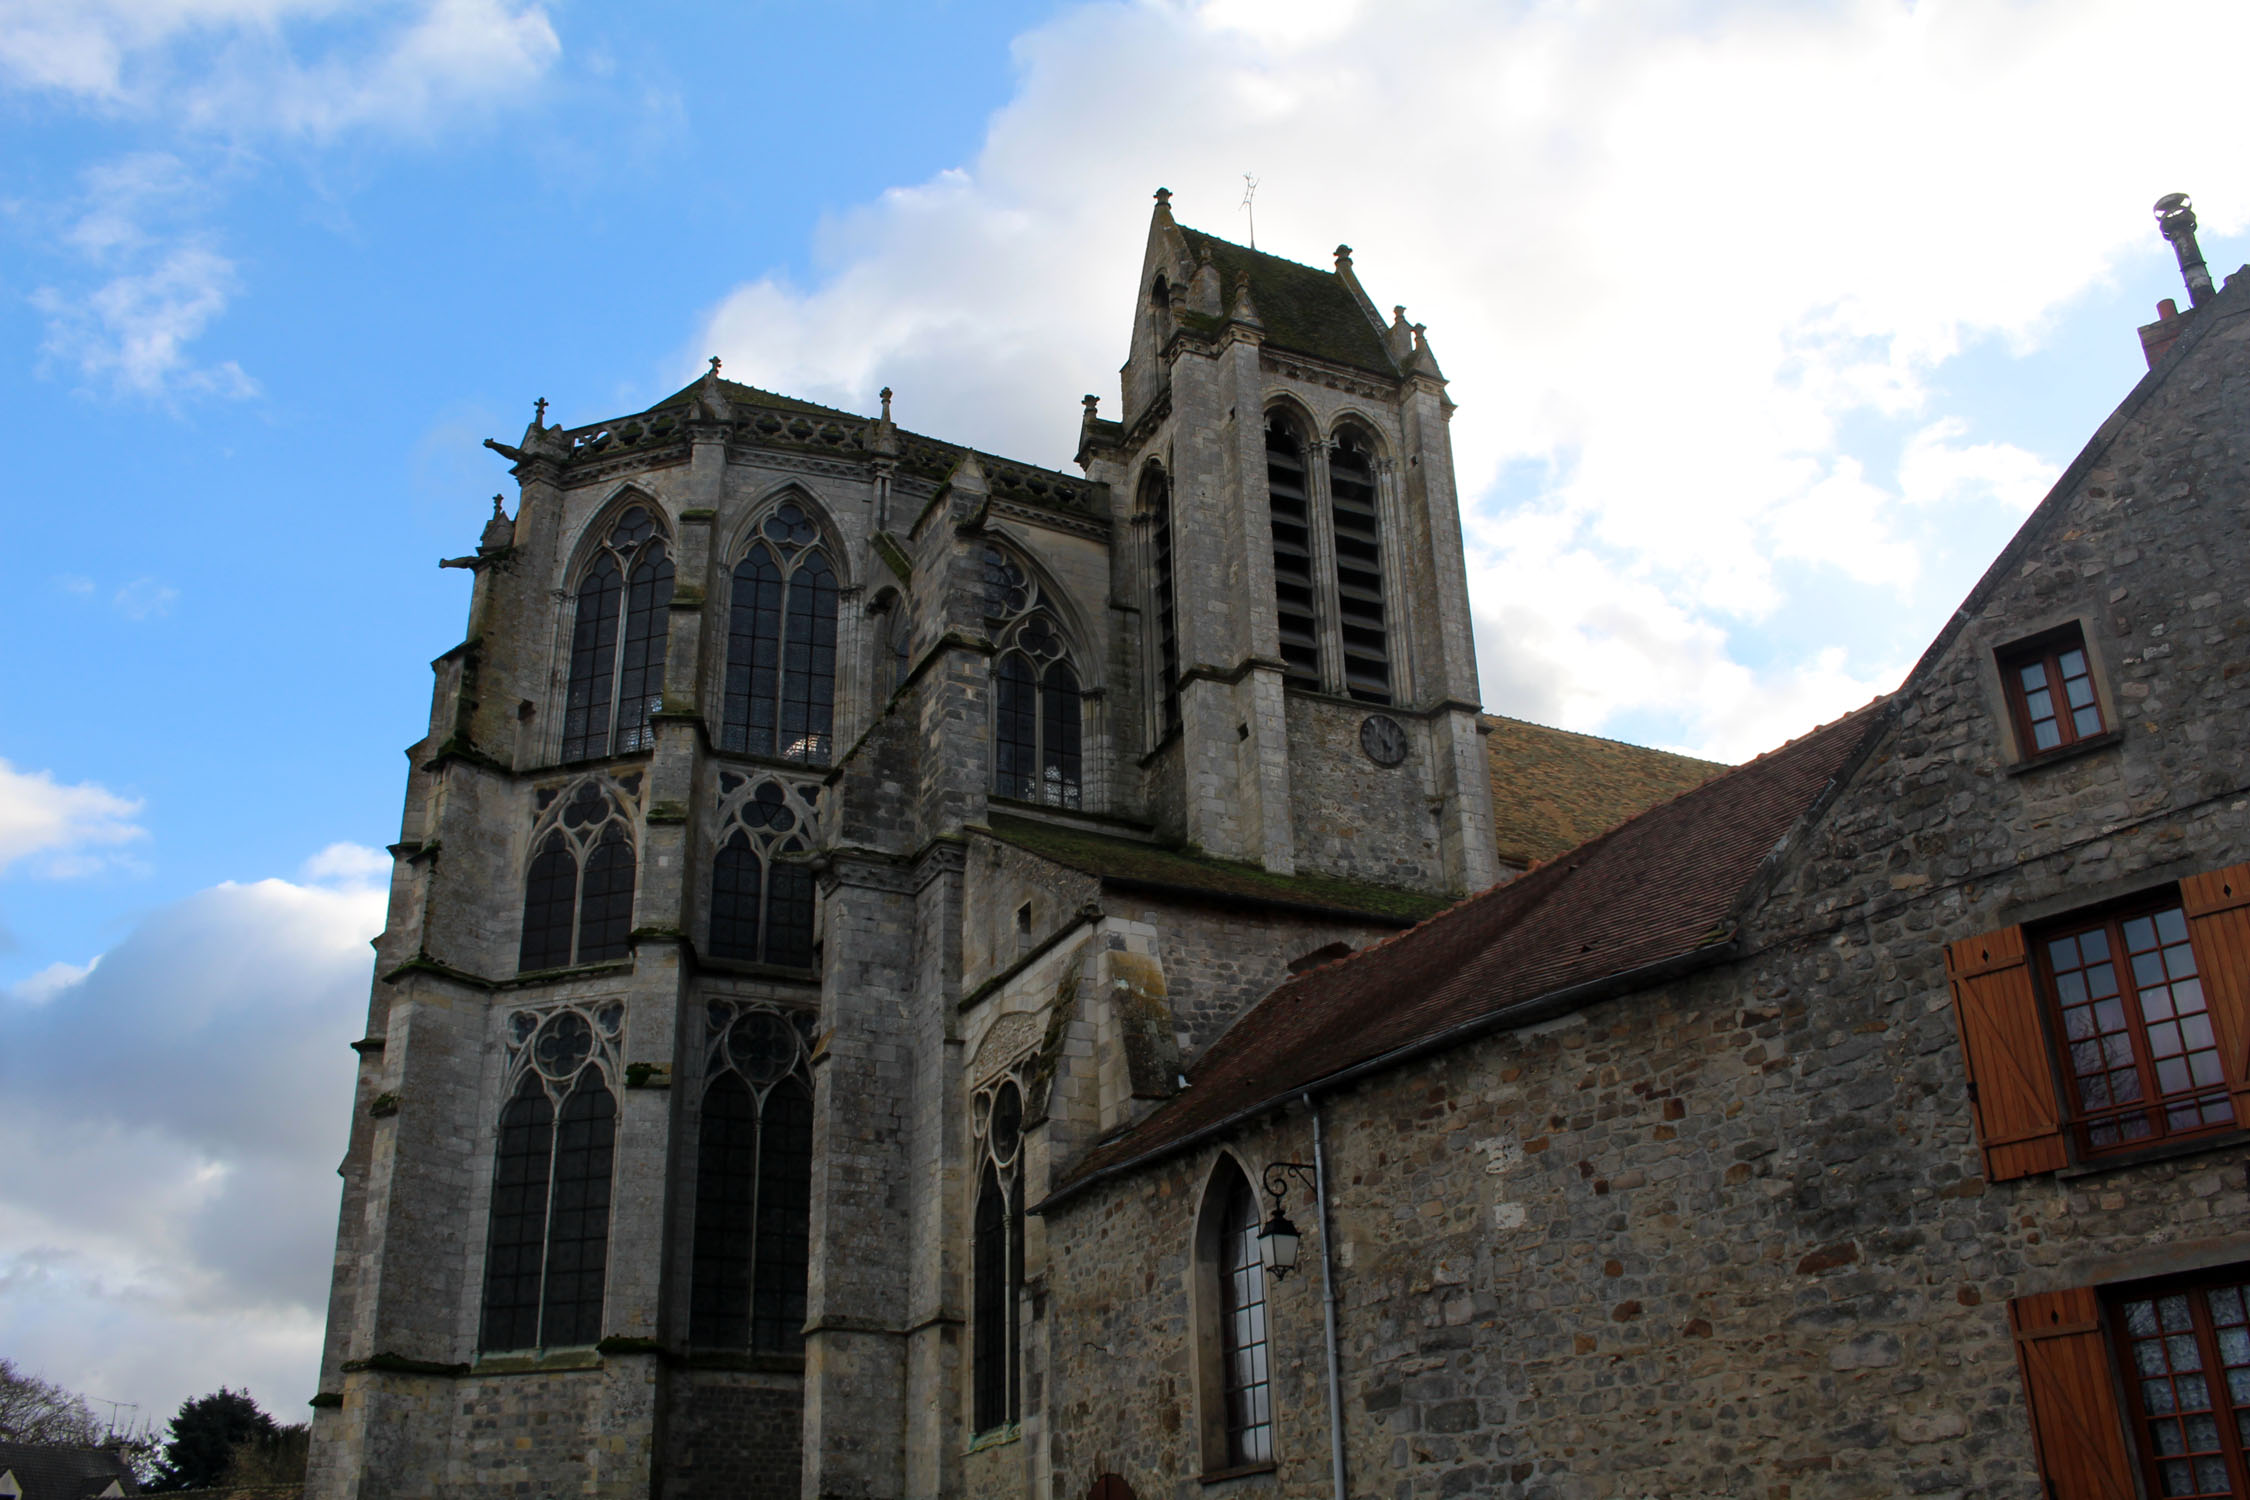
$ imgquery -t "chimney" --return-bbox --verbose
[2137,297,2186,370]
[2155,193,2216,307]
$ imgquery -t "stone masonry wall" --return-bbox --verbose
[1285,694,1450,893]
[1038,280,2250,1498]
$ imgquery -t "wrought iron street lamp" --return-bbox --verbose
[1257,1161,1316,1281]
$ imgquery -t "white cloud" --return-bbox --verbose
[30,152,258,400]
[111,577,180,620]
[300,841,391,888]
[0,863,381,1427]
[0,760,146,877]
[0,0,560,138]
[687,0,2247,759]
[10,956,96,1005]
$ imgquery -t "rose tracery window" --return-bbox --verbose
[724,502,840,765]
[708,773,820,969]
[983,544,1083,809]
[563,505,674,761]
[480,1005,622,1352]
[691,1004,816,1353]
[519,780,639,973]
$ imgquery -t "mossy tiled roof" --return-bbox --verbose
[984,813,1447,925]
[1176,227,1398,377]
[1482,715,1727,869]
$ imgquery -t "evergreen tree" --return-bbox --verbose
[150,1388,276,1492]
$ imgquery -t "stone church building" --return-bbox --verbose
[311,191,2250,1500]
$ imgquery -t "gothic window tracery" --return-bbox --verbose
[480,1004,623,1352]
[708,773,821,969]
[971,1075,1026,1433]
[519,780,639,972]
[691,1004,816,1353]
[983,544,1083,808]
[563,504,674,760]
[723,501,840,765]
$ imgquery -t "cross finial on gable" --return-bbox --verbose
[1153,187,1171,207]
[880,386,893,421]
[708,355,723,377]
[533,396,547,425]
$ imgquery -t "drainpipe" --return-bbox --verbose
[1306,1093,1348,1500]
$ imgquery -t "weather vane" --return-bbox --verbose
[1241,173,1259,249]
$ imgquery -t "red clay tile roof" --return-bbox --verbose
[1046,699,1889,1203]
[1483,715,1726,869]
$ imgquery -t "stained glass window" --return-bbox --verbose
[689,1010,814,1354]
[723,505,838,765]
[479,1075,554,1352]
[519,833,578,972]
[562,506,672,760]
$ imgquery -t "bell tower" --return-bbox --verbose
[1078,189,1497,895]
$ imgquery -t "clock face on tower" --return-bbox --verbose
[1359,713,1409,767]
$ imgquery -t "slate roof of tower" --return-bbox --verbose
[0,1443,138,1500]
[1482,715,1726,869]
[1047,699,1888,1199]
[1175,227,1400,376]
[984,813,1447,925]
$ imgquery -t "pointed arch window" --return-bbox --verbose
[708,775,820,969]
[1140,468,1180,734]
[1196,1159,1274,1471]
[972,1077,1026,1434]
[874,591,914,702]
[1329,427,1390,703]
[1265,417,1321,691]
[480,1006,621,1351]
[983,546,1083,808]
[724,502,839,765]
[563,505,674,760]
[518,781,638,973]
[691,1005,816,1353]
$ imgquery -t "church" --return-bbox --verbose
[309,191,2250,1500]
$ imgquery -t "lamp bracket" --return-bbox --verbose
[1261,1161,1315,1206]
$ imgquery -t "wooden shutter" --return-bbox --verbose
[2009,1287,2137,1500]
[1945,926,2069,1180]
[2181,861,2250,1126]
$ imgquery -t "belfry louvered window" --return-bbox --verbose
[518,781,638,973]
[563,505,674,760]
[1265,418,1321,690]
[708,775,819,969]
[480,1007,620,1351]
[1329,429,1390,703]
[983,545,1083,808]
[724,502,839,765]
[972,1078,1025,1433]
[691,1006,815,1353]
[1141,467,1180,733]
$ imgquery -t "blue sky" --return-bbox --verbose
[1,0,2246,1434]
